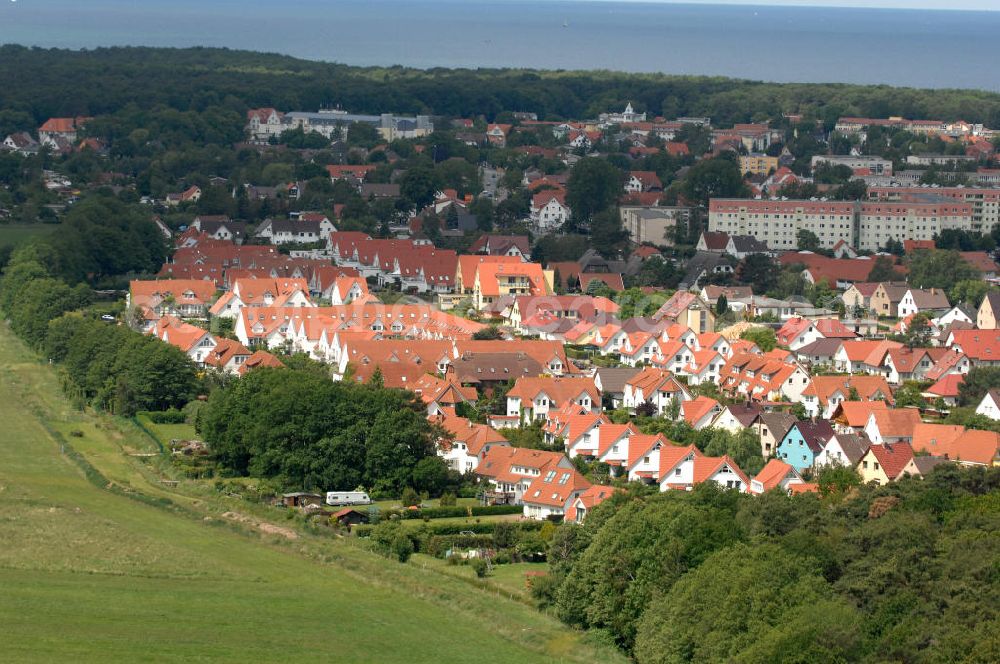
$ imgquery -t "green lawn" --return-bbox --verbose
[0,222,59,248]
[0,323,623,664]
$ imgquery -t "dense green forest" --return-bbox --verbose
[3,45,1000,132]
[537,468,1000,663]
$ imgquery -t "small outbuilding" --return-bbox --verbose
[280,492,325,509]
[332,508,370,527]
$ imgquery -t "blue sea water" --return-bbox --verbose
[1,0,998,91]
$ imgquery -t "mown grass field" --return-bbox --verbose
[0,222,59,248]
[0,324,623,664]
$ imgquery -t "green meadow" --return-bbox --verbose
[0,324,622,663]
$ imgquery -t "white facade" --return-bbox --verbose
[975,392,1000,421]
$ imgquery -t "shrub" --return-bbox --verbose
[391,533,414,563]
[439,491,457,506]
[401,486,421,507]
[471,557,489,577]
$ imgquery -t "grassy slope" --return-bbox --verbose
[0,324,622,664]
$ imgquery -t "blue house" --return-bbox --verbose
[775,420,835,471]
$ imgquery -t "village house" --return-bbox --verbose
[128,279,218,323]
[473,446,589,518]
[976,292,1000,330]
[530,190,571,234]
[255,215,336,245]
[653,291,715,334]
[800,375,893,419]
[814,431,871,468]
[857,443,915,485]
[506,376,600,425]
[830,400,891,435]
[621,368,691,415]
[749,459,805,495]
[434,414,510,474]
[864,408,923,445]
[564,485,619,523]
[202,338,253,375]
[680,396,723,430]
[975,388,1000,421]
[472,260,552,311]
[870,282,910,318]
[898,288,951,318]
[751,411,797,458]
[775,420,835,471]
[152,316,217,366]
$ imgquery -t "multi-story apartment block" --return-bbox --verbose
[620,206,691,246]
[867,186,1000,234]
[810,154,893,175]
[740,153,779,176]
[708,197,975,252]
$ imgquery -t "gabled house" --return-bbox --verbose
[653,291,715,334]
[153,316,217,366]
[863,408,922,445]
[911,423,1000,467]
[710,403,762,433]
[475,447,574,506]
[202,338,252,374]
[800,375,893,419]
[434,414,509,474]
[948,329,1000,368]
[974,388,1000,421]
[830,400,891,434]
[661,454,749,493]
[857,442,915,485]
[680,396,722,430]
[814,431,870,468]
[565,485,619,523]
[775,420,835,471]
[626,438,692,483]
[593,367,641,408]
[923,373,964,407]
[841,282,880,315]
[752,411,797,458]
[898,288,951,318]
[749,460,805,495]
[833,339,903,374]
[883,347,950,384]
[870,282,910,318]
[622,368,691,415]
[976,292,1000,329]
[506,376,600,424]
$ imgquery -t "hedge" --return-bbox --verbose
[353,520,543,539]
[393,504,523,520]
[137,408,186,424]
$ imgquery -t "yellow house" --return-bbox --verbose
[977,292,1000,330]
[739,153,779,176]
[472,261,552,311]
[856,443,914,485]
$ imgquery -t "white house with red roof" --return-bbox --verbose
[680,396,723,430]
[521,465,592,520]
[622,368,691,415]
[246,108,286,140]
[565,485,618,523]
[750,459,805,495]
[506,376,600,424]
[474,447,575,508]
[153,316,217,366]
[530,190,571,234]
